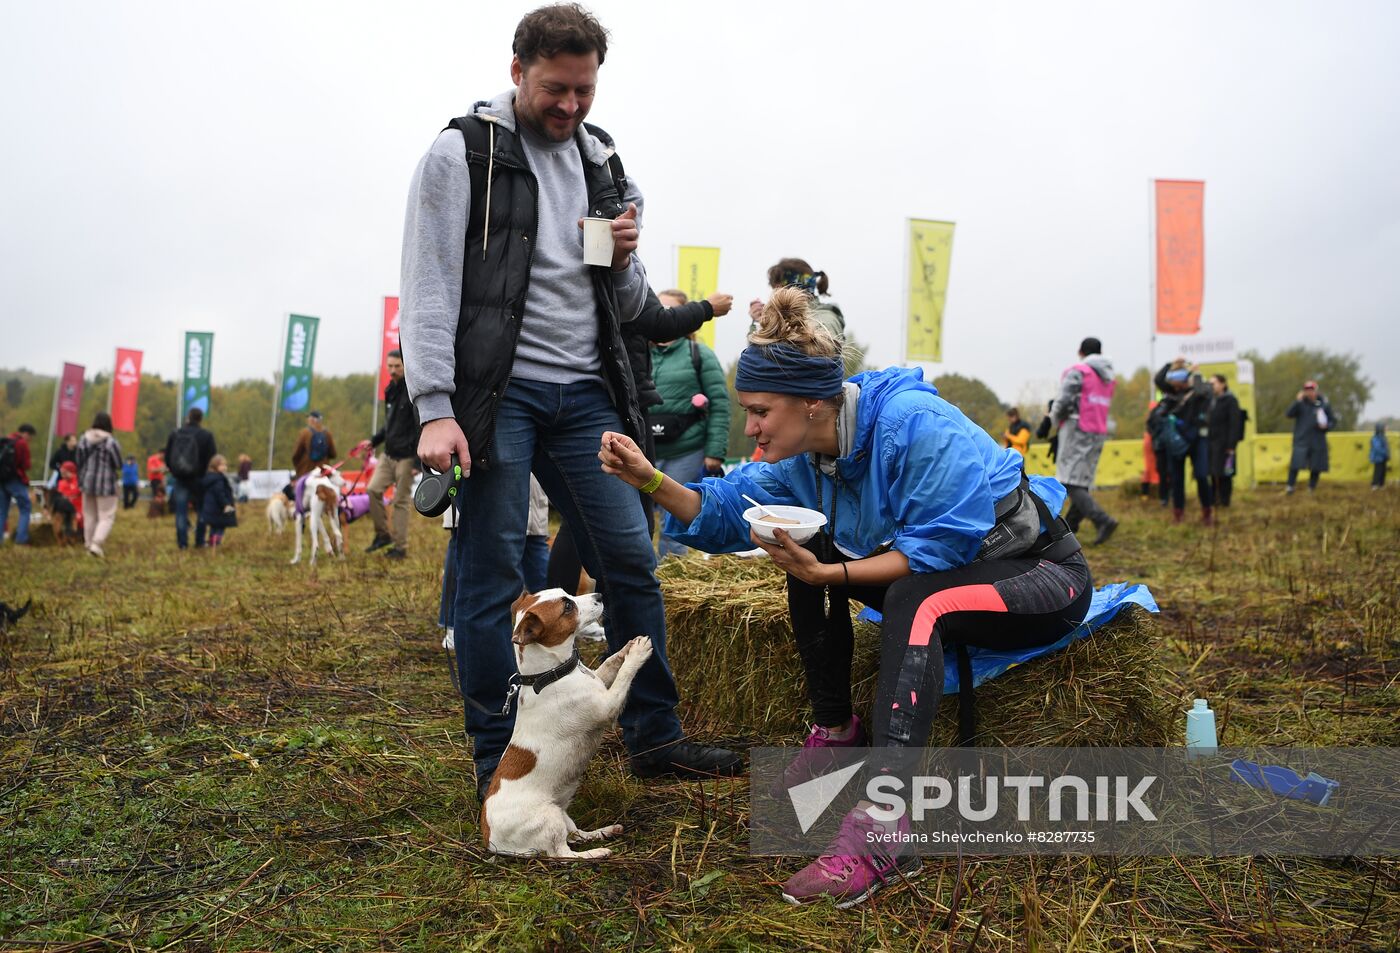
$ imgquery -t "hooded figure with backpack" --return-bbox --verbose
[1153,361,1215,522]
[75,412,123,557]
[164,407,218,549]
[292,411,336,478]
[1051,337,1118,545]
[0,423,37,545]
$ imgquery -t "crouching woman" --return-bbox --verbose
[598,288,1093,907]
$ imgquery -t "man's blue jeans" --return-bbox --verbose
[170,479,208,549]
[1,479,31,544]
[439,535,554,630]
[453,378,683,782]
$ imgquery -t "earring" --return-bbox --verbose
[808,413,814,420]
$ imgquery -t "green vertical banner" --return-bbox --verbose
[181,332,214,419]
[280,314,320,412]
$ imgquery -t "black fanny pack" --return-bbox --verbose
[649,411,703,443]
[977,476,1081,563]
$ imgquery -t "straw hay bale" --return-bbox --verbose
[659,555,1176,747]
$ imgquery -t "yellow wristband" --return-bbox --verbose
[639,470,664,494]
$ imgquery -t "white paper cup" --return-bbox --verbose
[582,217,615,267]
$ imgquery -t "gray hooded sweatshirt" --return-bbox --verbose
[398,91,650,425]
[1052,353,1116,487]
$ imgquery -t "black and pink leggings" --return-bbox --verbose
[786,550,1093,747]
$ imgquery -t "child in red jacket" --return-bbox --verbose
[50,460,83,541]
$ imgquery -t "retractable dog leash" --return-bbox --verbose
[414,454,463,518]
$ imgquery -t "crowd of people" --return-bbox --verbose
[0,0,1394,911]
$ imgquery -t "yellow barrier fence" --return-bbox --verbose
[1020,433,1396,487]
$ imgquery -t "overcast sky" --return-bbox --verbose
[4,1,1398,419]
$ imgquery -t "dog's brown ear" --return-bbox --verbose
[513,608,545,645]
[511,591,540,618]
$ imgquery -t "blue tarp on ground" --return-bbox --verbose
[854,582,1159,694]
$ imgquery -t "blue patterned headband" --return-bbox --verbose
[734,343,845,398]
[780,270,823,294]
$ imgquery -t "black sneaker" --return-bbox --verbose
[384,547,407,560]
[630,741,745,780]
[1092,518,1119,546]
[366,534,392,553]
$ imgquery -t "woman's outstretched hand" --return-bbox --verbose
[599,432,657,490]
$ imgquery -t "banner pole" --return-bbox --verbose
[1147,179,1157,407]
[107,349,114,415]
[900,218,910,368]
[370,300,381,438]
[267,316,287,473]
[43,363,62,481]
[176,335,184,429]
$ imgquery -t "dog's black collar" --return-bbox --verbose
[499,643,580,716]
[515,642,581,693]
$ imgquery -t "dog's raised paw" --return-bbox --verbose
[624,635,653,662]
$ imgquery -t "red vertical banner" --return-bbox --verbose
[1155,179,1205,335]
[55,363,86,435]
[378,296,400,397]
[111,348,143,431]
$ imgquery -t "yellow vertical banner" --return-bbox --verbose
[907,219,955,363]
[676,246,720,349]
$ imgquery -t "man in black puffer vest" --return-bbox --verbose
[398,4,741,797]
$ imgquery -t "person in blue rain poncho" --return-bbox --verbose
[598,287,1095,909]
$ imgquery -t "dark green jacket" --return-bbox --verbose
[650,339,731,459]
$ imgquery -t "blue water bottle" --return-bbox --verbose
[1185,699,1217,756]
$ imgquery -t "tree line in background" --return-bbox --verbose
[0,371,378,476]
[1,346,1380,475]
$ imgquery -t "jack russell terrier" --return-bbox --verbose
[480,588,653,859]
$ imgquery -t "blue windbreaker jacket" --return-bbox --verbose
[663,367,1067,574]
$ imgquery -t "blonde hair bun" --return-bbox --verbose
[748,286,841,360]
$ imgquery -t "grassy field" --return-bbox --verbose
[1,485,1397,951]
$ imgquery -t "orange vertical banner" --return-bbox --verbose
[110,348,143,431]
[1155,179,1204,335]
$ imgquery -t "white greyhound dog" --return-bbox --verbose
[290,466,347,566]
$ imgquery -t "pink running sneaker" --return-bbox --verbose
[780,806,922,908]
[772,715,867,797]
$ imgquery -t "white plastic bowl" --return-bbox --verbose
[743,505,828,545]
